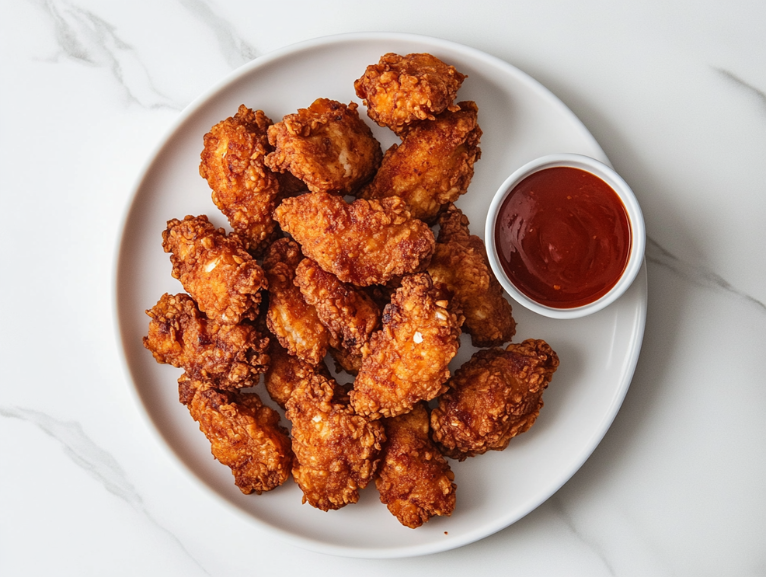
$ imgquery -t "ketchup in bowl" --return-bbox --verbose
[494,166,631,309]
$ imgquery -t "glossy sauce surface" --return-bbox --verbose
[495,167,631,308]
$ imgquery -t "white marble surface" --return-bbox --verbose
[1,0,764,574]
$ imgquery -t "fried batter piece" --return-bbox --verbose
[294,258,381,355]
[431,340,559,461]
[350,274,464,420]
[199,105,282,255]
[274,192,435,287]
[179,374,292,494]
[285,374,385,511]
[263,238,331,365]
[359,102,482,223]
[332,279,404,375]
[143,293,269,389]
[428,205,516,347]
[376,403,456,528]
[354,53,466,132]
[263,338,330,409]
[264,98,382,195]
[162,215,266,324]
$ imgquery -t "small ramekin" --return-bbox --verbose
[485,153,645,319]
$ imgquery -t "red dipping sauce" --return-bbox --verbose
[495,167,631,309]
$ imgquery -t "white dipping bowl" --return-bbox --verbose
[485,153,646,319]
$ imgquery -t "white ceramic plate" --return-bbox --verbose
[114,32,647,559]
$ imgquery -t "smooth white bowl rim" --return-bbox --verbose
[485,153,646,319]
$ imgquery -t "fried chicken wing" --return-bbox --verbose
[376,403,456,528]
[294,258,381,354]
[427,205,516,347]
[431,340,559,461]
[199,105,282,255]
[179,374,292,494]
[285,373,385,511]
[350,274,463,420]
[162,215,266,324]
[359,102,482,223]
[143,293,269,389]
[274,192,435,286]
[263,238,331,365]
[263,338,330,409]
[264,98,382,195]
[354,53,466,132]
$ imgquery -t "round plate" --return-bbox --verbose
[114,32,647,558]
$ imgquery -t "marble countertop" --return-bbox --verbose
[1,1,764,574]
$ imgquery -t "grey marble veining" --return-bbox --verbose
[0,406,210,576]
[548,496,616,576]
[646,236,766,313]
[33,0,183,110]
[178,0,259,68]
[2,405,141,505]
[714,67,766,110]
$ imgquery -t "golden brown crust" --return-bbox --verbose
[359,102,482,222]
[274,192,435,287]
[179,374,292,494]
[285,374,385,511]
[199,105,282,256]
[430,340,559,460]
[264,98,382,195]
[262,238,331,365]
[294,258,381,354]
[428,205,516,347]
[350,273,464,420]
[263,338,330,409]
[162,215,266,324]
[143,293,269,389]
[354,53,466,132]
[376,403,456,528]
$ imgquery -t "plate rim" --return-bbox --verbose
[112,31,647,559]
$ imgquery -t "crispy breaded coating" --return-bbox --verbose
[263,339,330,409]
[376,403,456,528]
[354,53,466,132]
[162,215,266,324]
[285,374,385,511]
[178,374,292,494]
[199,105,282,255]
[294,258,381,354]
[350,274,464,420]
[143,293,269,389]
[264,98,382,195]
[428,205,516,347]
[431,340,559,461]
[359,102,482,222]
[329,277,401,375]
[274,192,435,287]
[263,238,331,365]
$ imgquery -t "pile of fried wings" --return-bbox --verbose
[143,53,559,529]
